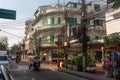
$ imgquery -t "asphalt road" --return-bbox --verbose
[9,59,89,80]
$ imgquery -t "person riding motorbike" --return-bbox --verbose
[33,57,40,70]
[28,56,40,70]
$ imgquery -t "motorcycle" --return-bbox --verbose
[33,61,40,70]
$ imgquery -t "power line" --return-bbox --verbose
[1,29,24,38]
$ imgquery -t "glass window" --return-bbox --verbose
[94,4,100,10]
[95,36,99,40]
[94,20,101,26]
[0,56,7,61]
[73,3,77,8]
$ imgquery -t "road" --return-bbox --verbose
[9,59,89,80]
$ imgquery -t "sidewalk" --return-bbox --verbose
[42,63,115,80]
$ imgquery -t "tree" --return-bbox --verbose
[10,44,19,54]
[104,32,120,48]
[112,0,120,9]
[0,42,6,50]
[0,36,8,50]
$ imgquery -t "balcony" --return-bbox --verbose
[37,24,63,31]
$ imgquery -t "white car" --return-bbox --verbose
[0,55,10,69]
[0,65,14,80]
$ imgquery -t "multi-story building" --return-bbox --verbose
[106,5,120,35]
[30,1,107,63]
[68,1,106,62]
[24,19,34,56]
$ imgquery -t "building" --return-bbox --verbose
[68,1,106,62]
[27,1,107,63]
[106,6,120,35]
[24,19,35,56]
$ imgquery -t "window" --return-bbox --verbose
[95,36,99,40]
[94,4,100,10]
[50,34,54,44]
[57,35,61,41]
[87,19,90,25]
[0,56,7,61]
[67,17,77,24]
[94,20,101,26]
[70,27,77,37]
[50,17,54,24]
[46,18,48,24]
[58,17,61,24]
[73,3,77,8]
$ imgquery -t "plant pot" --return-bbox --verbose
[67,64,73,70]
[105,70,113,77]
[86,66,97,73]
[72,65,78,71]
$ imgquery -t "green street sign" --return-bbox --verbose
[0,8,16,20]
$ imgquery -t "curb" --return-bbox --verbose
[57,68,114,80]
[57,68,93,80]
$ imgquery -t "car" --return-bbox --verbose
[11,55,16,60]
[0,65,14,80]
[0,55,10,69]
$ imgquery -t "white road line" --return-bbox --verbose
[32,77,36,80]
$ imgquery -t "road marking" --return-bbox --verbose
[32,77,36,80]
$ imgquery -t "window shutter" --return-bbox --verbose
[87,19,90,25]
[50,34,54,44]
[58,35,61,41]
[58,17,61,24]
[50,18,54,24]
[74,18,77,24]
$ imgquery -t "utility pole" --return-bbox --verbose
[81,0,87,72]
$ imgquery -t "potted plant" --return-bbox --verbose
[103,32,120,77]
[67,56,82,71]
[85,52,97,73]
[67,60,73,70]
[72,56,82,71]
[103,53,114,77]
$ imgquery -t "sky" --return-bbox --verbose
[0,0,80,47]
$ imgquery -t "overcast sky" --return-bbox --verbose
[0,0,81,47]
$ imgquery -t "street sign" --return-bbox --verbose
[0,8,16,20]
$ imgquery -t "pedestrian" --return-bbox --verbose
[28,57,34,70]
[16,51,20,63]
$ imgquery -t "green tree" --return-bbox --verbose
[113,0,120,9]
[0,36,8,50]
[104,32,120,48]
[10,44,19,54]
[0,42,6,50]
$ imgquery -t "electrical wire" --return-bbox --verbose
[1,29,24,38]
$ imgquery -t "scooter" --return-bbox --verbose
[33,61,40,70]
